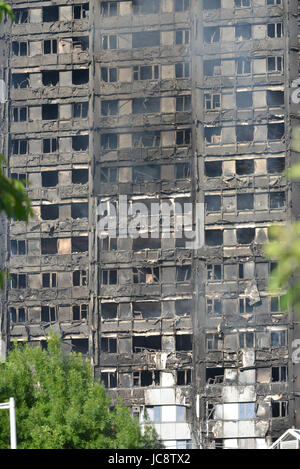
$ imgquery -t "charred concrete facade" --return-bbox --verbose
[1,0,300,449]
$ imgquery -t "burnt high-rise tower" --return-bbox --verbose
[1,0,300,449]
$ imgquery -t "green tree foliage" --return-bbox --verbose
[0,1,14,21]
[0,335,161,449]
[264,128,300,311]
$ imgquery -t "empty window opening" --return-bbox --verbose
[177,369,191,385]
[204,60,221,77]
[102,34,117,49]
[207,264,222,280]
[133,165,160,183]
[101,1,118,16]
[175,334,192,351]
[267,90,284,106]
[237,228,255,244]
[101,67,117,82]
[42,71,59,86]
[267,23,283,38]
[236,125,254,142]
[267,158,285,174]
[41,204,59,220]
[44,40,57,54]
[73,270,88,287]
[235,24,251,40]
[176,163,190,179]
[270,192,285,209]
[204,127,221,144]
[272,366,287,382]
[133,65,159,81]
[133,371,160,387]
[72,101,89,119]
[72,69,89,85]
[271,330,286,347]
[133,132,160,148]
[101,100,118,116]
[132,238,161,251]
[267,56,282,72]
[175,0,190,12]
[13,8,28,24]
[272,401,288,418]
[72,37,89,52]
[12,41,28,56]
[235,0,250,6]
[239,298,253,314]
[12,139,28,155]
[236,159,254,175]
[236,91,253,109]
[73,3,89,19]
[41,306,56,322]
[43,138,58,153]
[71,236,88,253]
[71,338,88,355]
[102,269,117,285]
[176,129,191,145]
[101,337,117,353]
[101,237,117,251]
[11,240,26,256]
[206,368,224,384]
[133,0,160,14]
[176,265,191,282]
[132,97,160,114]
[175,63,190,79]
[9,307,26,323]
[204,93,221,110]
[132,31,160,48]
[100,167,117,183]
[42,273,57,288]
[133,335,161,352]
[205,230,223,246]
[11,274,26,289]
[175,299,192,317]
[268,123,284,140]
[41,238,57,255]
[12,73,29,89]
[101,372,117,388]
[176,29,190,45]
[205,195,221,212]
[71,202,88,219]
[133,302,160,319]
[72,135,89,151]
[236,57,251,74]
[42,104,58,120]
[203,27,220,43]
[206,333,222,351]
[12,107,27,122]
[43,6,59,22]
[176,95,191,111]
[101,303,117,320]
[239,332,254,348]
[207,298,222,316]
[72,169,88,184]
[101,133,118,150]
[237,194,254,211]
[205,161,222,177]
[133,267,159,284]
[42,171,58,188]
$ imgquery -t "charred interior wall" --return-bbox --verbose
[1,0,300,449]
